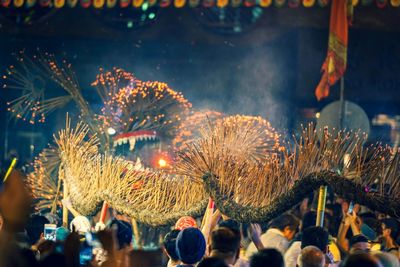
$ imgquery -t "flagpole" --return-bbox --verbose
[339,77,345,130]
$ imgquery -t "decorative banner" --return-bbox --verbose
[231,0,241,7]
[189,0,200,7]
[315,0,350,100]
[93,0,105,7]
[13,0,24,7]
[302,0,315,6]
[106,0,117,7]
[318,0,329,6]
[274,0,286,7]
[120,0,130,7]
[174,0,186,7]
[259,0,272,7]
[376,0,387,7]
[288,0,300,7]
[148,0,157,6]
[202,0,214,6]
[159,0,171,7]
[244,0,256,6]
[391,0,400,6]
[54,0,65,7]
[216,0,228,7]
[25,0,36,7]
[67,0,78,7]
[39,0,51,6]
[1,0,11,7]
[80,0,91,8]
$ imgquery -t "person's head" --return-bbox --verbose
[176,227,206,265]
[209,227,241,265]
[250,248,284,267]
[298,246,325,267]
[380,218,399,242]
[349,234,370,253]
[218,219,240,234]
[26,215,50,245]
[269,214,299,241]
[198,257,229,267]
[110,219,133,249]
[0,170,32,232]
[372,251,399,267]
[340,251,382,267]
[301,211,317,232]
[301,226,329,253]
[175,216,197,230]
[163,229,181,262]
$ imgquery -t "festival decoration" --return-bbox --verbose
[3,53,192,217]
[51,114,400,227]
[179,122,400,222]
[315,0,351,101]
[2,0,400,7]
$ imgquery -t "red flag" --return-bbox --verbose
[315,0,352,101]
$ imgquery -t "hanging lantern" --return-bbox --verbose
[189,0,200,7]
[259,0,272,7]
[67,0,78,7]
[288,0,300,7]
[391,0,400,6]
[217,0,228,7]
[174,0,186,8]
[244,0,256,7]
[231,0,241,7]
[80,0,91,8]
[13,0,24,7]
[274,0,285,7]
[54,0,65,8]
[202,0,214,7]
[352,0,358,6]
[39,0,51,7]
[106,0,117,7]
[318,0,329,6]
[120,0,130,8]
[25,0,36,7]
[376,0,387,7]
[1,0,11,7]
[93,0,105,8]
[302,0,314,6]
[159,0,171,7]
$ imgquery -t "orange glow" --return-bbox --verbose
[158,158,167,168]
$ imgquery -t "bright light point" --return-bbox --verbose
[148,13,156,19]
[315,112,320,118]
[158,158,167,168]
[127,21,133,28]
[142,2,149,11]
[107,127,116,135]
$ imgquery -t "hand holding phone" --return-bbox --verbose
[44,224,57,241]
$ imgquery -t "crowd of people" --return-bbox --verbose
[0,169,399,267]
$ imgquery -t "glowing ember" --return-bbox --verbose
[158,158,167,168]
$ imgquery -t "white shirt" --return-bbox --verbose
[284,241,301,267]
[245,228,289,259]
